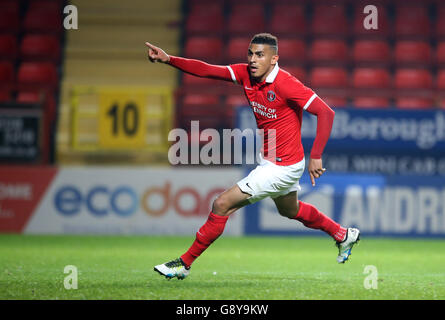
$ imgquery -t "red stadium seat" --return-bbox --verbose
[436,69,445,108]
[394,5,430,38]
[436,42,445,66]
[352,40,391,66]
[225,94,247,118]
[309,66,349,107]
[180,94,224,131]
[227,4,265,35]
[230,2,263,16]
[23,11,63,35]
[227,37,251,61]
[183,94,219,107]
[395,97,434,109]
[281,66,306,82]
[28,0,64,13]
[17,62,59,92]
[352,68,391,108]
[226,94,247,108]
[309,67,349,88]
[0,90,12,102]
[185,11,224,35]
[437,69,445,89]
[308,39,348,65]
[394,41,432,67]
[269,4,306,36]
[394,68,433,109]
[394,68,433,89]
[0,62,14,89]
[188,0,223,15]
[310,4,348,37]
[0,35,18,61]
[436,7,445,39]
[352,68,391,88]
[353,97,390,108]
[184,37,224,63]
[0,0,19,11]
[319,95,348,108]
[277,39,305,64]
[20,34,61,62]
[0,11,20,33]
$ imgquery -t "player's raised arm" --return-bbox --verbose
[145,42,233,82]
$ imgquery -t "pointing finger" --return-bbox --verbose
[145,42,156,49]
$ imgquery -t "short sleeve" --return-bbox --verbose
[227,63,249,86]
[279,76,318,111]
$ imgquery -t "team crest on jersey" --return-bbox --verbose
[266,90,276,102]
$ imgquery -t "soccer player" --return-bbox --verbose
[146,33,360,280]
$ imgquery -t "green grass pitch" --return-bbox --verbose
[0,234,444,300]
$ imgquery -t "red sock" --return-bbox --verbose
[180,212,229,268]
[293,201,346,242]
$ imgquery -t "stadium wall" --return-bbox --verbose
[1,165,445,238]
[0,166,244,235]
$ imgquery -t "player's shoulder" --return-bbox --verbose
[277,68,304,86]
[229,63,249,74]
[276,68,307,96]
[228,63,249,82]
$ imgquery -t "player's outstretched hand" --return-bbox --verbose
[308,158,326,187]
[145,42,170,63]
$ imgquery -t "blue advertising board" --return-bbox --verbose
[243,172,445,238]
[236,106,445,175]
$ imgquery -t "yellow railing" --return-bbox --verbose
[69,86,173,154]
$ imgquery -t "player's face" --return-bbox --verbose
[247,43,278,82]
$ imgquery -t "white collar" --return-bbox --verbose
[265,63,279,83]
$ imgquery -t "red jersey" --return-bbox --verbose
[167,56,334,166]
[227,63,317,165]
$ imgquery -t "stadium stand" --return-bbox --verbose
[394,68,434,109]
[57,0,182,163]
[352,68,392,108]
[352,40,392,67]
[20,34,61,63]
[227,3,265,36]
[2,0,443,165]
[0,35,18,61]
[269,3,306,37]
[176,0,443,129]
[310,4,348,37]
[308,39,348,66]
[394,40,433,67]
[0,0,65,164]
[394,4,431,39]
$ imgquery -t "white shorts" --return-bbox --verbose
[236,154,305,204]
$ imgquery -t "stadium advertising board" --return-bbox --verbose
[0,166,243,235]
[244,172,445,238]
[237,107,445,175]
[0,106,42,163]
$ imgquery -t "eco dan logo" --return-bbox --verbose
[54,183,225,217]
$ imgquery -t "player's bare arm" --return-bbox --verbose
[305,98,335,186]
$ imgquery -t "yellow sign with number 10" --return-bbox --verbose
[98,91,146,149]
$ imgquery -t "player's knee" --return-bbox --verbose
[212,195,230,215]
